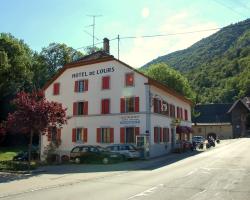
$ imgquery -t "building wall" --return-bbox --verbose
[41,59,192,158]
[192,124,233,139]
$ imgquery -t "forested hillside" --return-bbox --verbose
[143,19,250,103]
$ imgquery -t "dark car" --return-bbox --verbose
[70,145,122,164]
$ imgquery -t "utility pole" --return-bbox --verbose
[117,34,120,60]
[87,15,102,50]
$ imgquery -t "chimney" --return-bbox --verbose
[103,38,110,54]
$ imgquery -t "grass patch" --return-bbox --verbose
[0,146,27,161]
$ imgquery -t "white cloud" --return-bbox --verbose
[121,11,219,68]
[141,7,150,18]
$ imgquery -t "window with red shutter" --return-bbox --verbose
[83,128,88,143]
[120,98,125,113]
[125,73,134,87]
[74,81,78,92]
[83,101,88,115]
[110,128,114,143]
[102,76,110,90]
[74,80,88,92]
[101,99,110,114]
[184,109,188,121]
[97,128,101,143]
[160,128,163,143]
[135,97,139,112]
[180,108,183,119]
[166,128,170,142]
[120,128,125,143]
[53,83,60,95]
[72,128,76,142]
[154,127,158,143]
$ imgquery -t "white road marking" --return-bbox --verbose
[127,184,164,199]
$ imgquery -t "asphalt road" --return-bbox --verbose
[1,138,250,200]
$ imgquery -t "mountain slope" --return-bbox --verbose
[143,19,250,103]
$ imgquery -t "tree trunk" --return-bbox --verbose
[28,129,34,172]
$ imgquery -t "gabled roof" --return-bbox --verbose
[193,104,232,123]
[43,51,193,105]
[227,97,250,113]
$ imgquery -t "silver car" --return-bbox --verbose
[106,144,141,160]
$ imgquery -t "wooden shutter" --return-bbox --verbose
[120,127,125,143]
[167,128,170,142]
[57,128,61,141]
[160,128,163,142]
[53,83,60,95]
[105,99,110,114]
[83,128,88,143]
[154,127,158,143]
[110,128,114,143]
[74,81,78,92]
[184,109,188,121]
[135,97,139,112]
[85,80,88,91]
[153,98,158,113]
[47,128,52,141]
[101,99,105,114]
[73,102,77,115]
[173,105,176,117]
[102,76,110,89]
[120,98,125,113]
[97,128,101,143]
[83,101,88,115]
[72,128,76,142]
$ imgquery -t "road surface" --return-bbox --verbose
[1,138,250,200]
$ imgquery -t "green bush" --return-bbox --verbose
[0,160,38,171]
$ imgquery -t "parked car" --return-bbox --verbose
[70,145,122,164]
[192,136,205,144]
[12,150,39,161]
[106,144,140,160]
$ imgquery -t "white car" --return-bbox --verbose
[106,144,141,160]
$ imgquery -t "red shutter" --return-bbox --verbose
[72,128,76,142]
[120,98,125,113]
[110,128,114,143]
[167,103,169,116]
[57,128,61,141]
[97,128,101,143]
[74,81,78,92]
[101,99,105,114]
[135,97,139,112]
[154,98,158,113]
[135,127,140,136]
[159,100,162,113]
[173,105,176,117]
[102,76,110,89]
[48,128,52,141]
[53,83,60,95]
[83,101,88,115]
[85,80,88,91]
[83,128,88,143]
[106,99,110,114]
[154,127,158,143]
[185,109,188,121]
[177,107,179,118]
[120,127,125,143]
[160,128,163,142]
[73,102,77,115]
[167,128,170,142]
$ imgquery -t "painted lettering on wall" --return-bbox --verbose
[72,67,115,78]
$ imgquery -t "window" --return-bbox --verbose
[125,73,134,87]
[154,127,162,143]
[162,101,169,116]
[73,101,88,115]
[120,97,139,113]
[120,127,140,144]
[101,99,110,114]
[74,80,88,92]
[47,127,61,142]
[169,104,176,118]
[72,128,87,142]
[53,83,60,95]
[153,98,162,113]
[163,128,170,143]
[96,128,114,143]
[184,109,188,121]
[102,76,110,89]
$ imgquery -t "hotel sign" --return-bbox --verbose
[120,115,140,125]
[72,67,115,78]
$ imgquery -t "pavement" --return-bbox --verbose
[0,138,249,200]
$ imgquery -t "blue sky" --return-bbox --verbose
[0,0,249,67]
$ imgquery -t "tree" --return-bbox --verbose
[141,63,195,100]
[5,90,67,169]
[40,43,84,77]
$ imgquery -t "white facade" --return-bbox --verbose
[41,56,192,159]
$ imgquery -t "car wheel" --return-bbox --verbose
[75,157,81,164]
[102,157,109,164]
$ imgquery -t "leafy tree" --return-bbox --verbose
[40,43,84,76]
[141,63,195,100]
[4,90,67,167]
